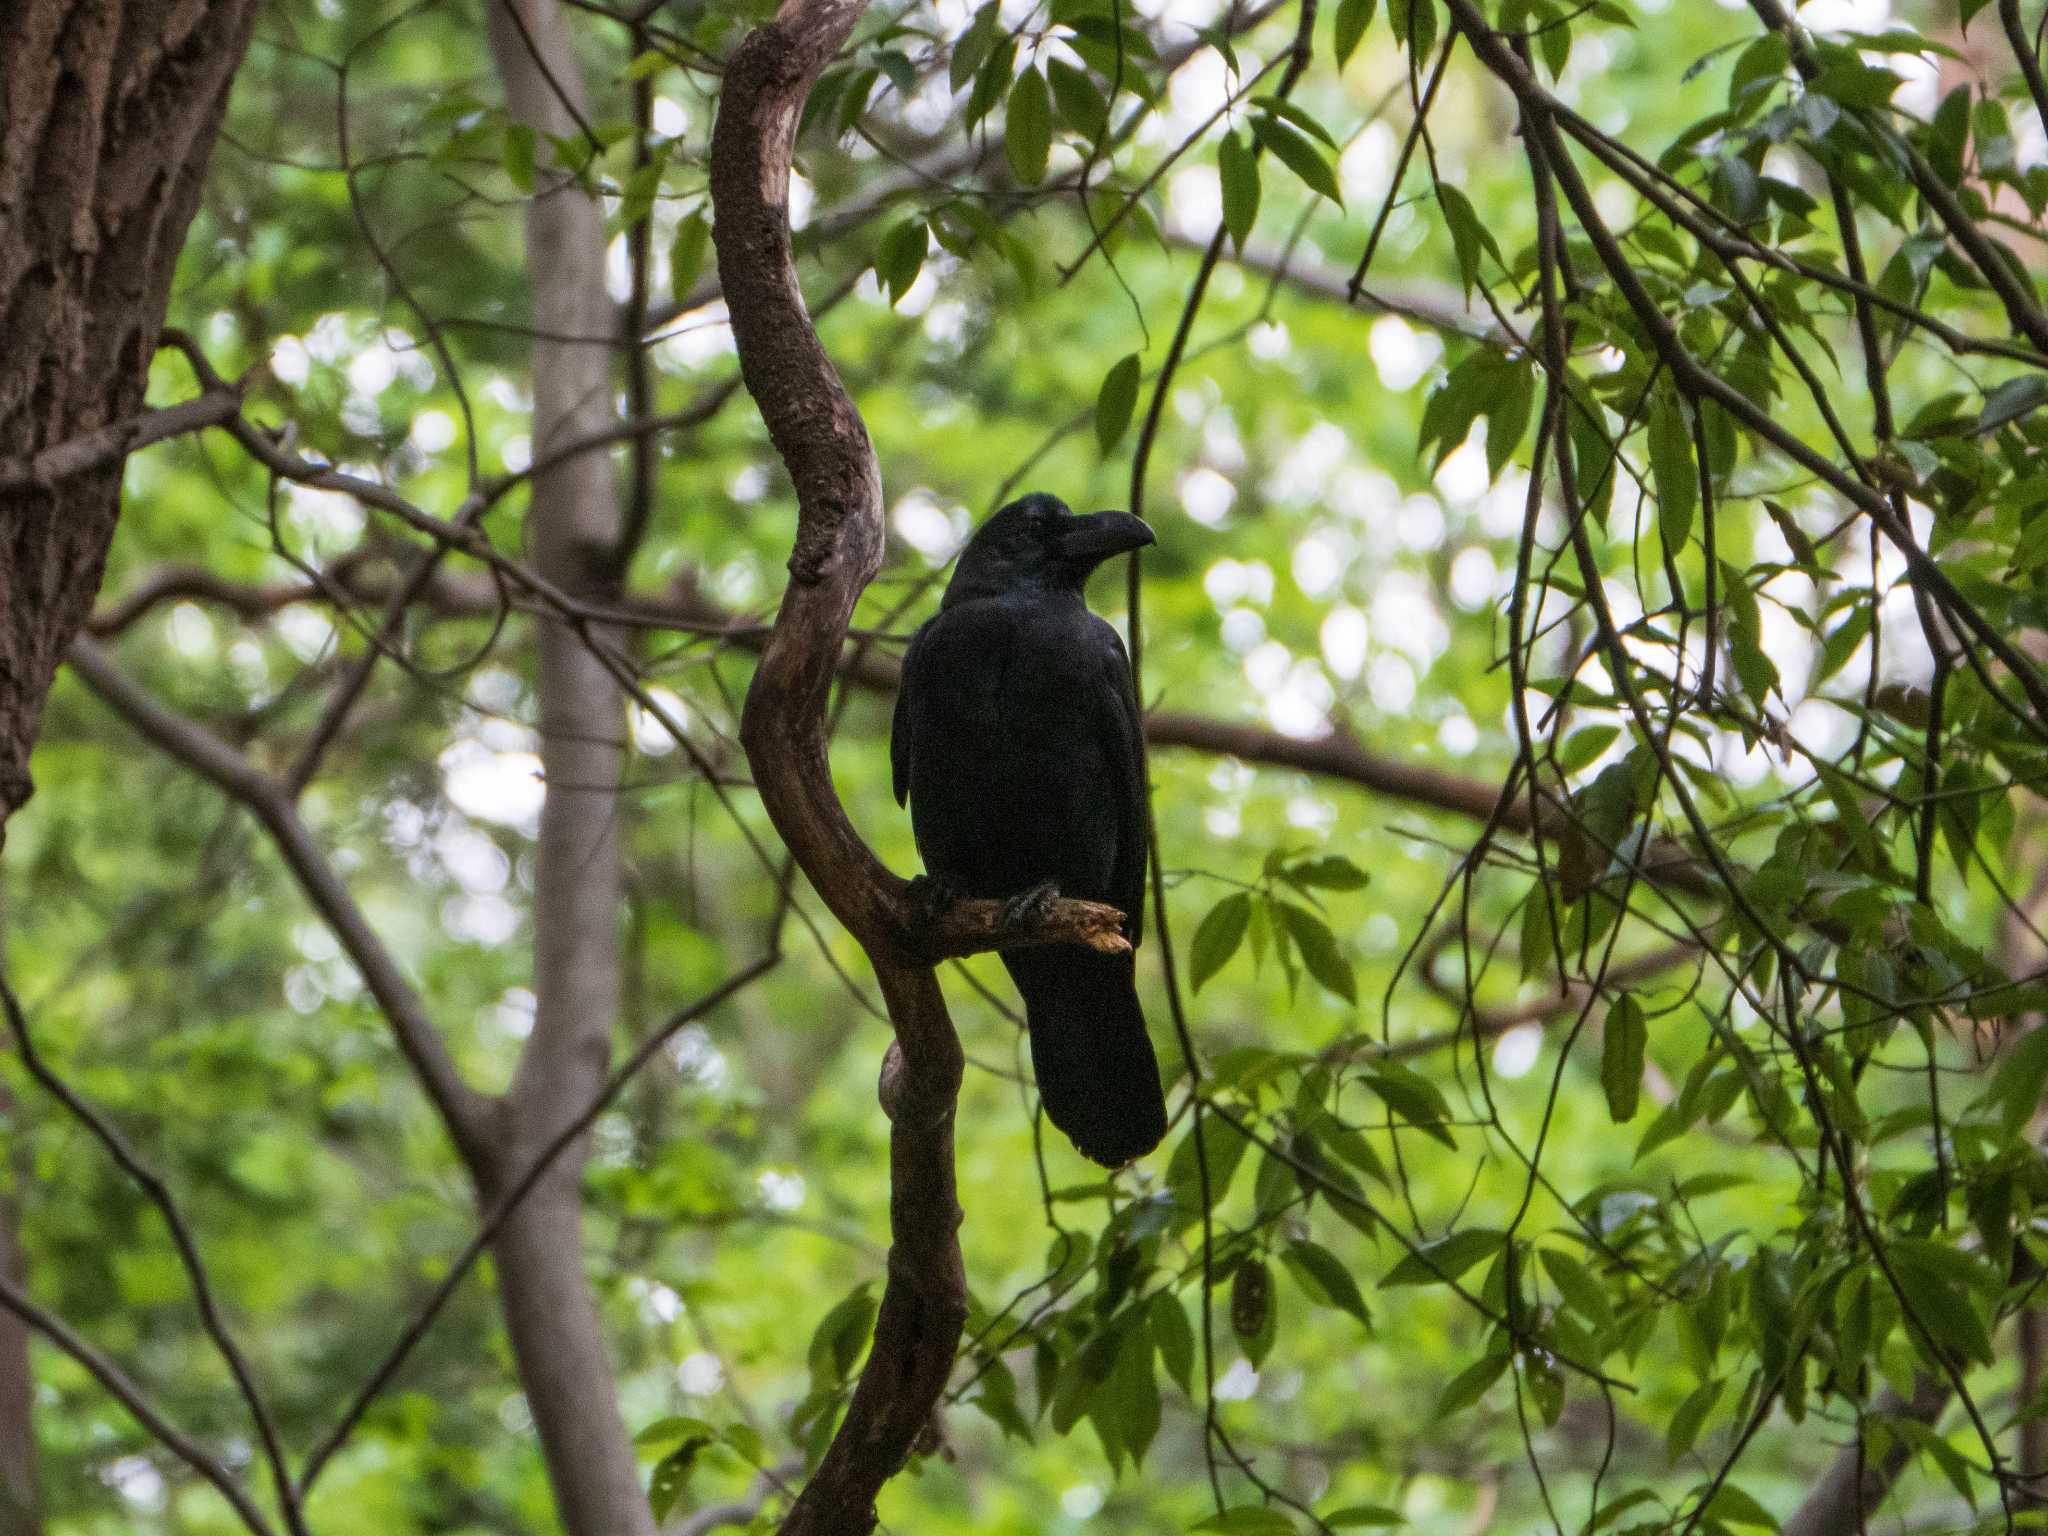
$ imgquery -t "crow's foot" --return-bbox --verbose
[997,880,1061,935]
[905,873,959,930]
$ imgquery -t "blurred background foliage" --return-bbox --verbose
[7,0,2048,1531]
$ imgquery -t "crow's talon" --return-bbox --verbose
[906,873,959,930]
[997,880,1061,933]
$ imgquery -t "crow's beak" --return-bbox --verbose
[1057,510,1156,566]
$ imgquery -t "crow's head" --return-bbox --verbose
[942,493,1155,607]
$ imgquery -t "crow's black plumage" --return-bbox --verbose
[891,493,1168,1166]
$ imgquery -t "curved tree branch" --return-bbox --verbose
[706,2,1097,1529]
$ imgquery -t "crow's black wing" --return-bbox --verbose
[1091,617,1147,947]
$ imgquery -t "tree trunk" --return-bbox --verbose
[0,0,259,833]
[1780,1378,1949,1536]
[482,4,652,1534]
[0,1,257,1514]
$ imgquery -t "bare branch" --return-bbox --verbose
[297,955,779,1498]
[0,388,243,492]
[1175,230,1496,339]
[85,552,1729,894]
[0,1271,278,1536]
[63,637,493,1165]
[0,974,304,1535]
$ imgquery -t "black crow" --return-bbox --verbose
[891,493,1168,1166]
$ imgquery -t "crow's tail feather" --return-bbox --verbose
[1001,947,1167,1167]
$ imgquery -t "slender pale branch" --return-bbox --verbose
[64,637,493,1165]
[297,955,780,1497]
[0,976,304,1535]
[0,1270,278,1536]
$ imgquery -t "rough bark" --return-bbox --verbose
[0,0,258,1511]
[481,4,653,1534]
[0,0,259,832]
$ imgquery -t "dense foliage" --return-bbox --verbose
[6,0,2048,1532]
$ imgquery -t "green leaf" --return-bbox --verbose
[1259,97,1339,149]
[1064,14,1159,61]
[634,1414,714,1448]
[1151,1291,1195,1393]
[968,1354,1033,1440]
[1666,1377,1722,1462]
[1380,1228,1504,1288]
[623,48,670,83]
[1703,1485,1780,1530]
[647,1436,708,1521]
[833,67,880,136]
[807,1284,876,1384]
[1166,1112,1250,1215]
[1601,995,1647,1123]
[1588,1490,1661,1531]
[1334,0,1378,66]
[1417,347,1538,479]
[874,48,917,99]
[1095,351,1142,455]
[1278,901,1356,1005]
[1006,67,1053,185]
[1812,760,1890,877]
[502,122,537,193]
[1109,1317,1161,1466]
[1889,1240,1994,1364]
[1389,0,1439,60]
[1809,61,1901,107]
[1991,1025,2048,1139]
[1929,84,1970,185]
[1557,725,1619,775]
[875,219,927,306]
[1363,1065,1457,1147]
[1894,1420,1979,1506]
[950,1,1002,93]
[1484,356,1535,479]
[1325,1508,1404,1529]
[1191,892,1252,992]
[1540,1246,1614,1329]
[1434,1348,1510,1416]
[1813,602,1871,687]
[1282,1239,1372,1325]
[1437,184,1503,299]
[1728,34,1789,109]
[1190,1508,1298,1535]
[965,37,1016,130]
[1219,132,1261,252]
[1045,57,1109,143]
[1282,854,1370,892]
[668,211,710,306]
[1249,113,1343,205]
[1980,375,2048,433]
[1646,396,1698,555]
